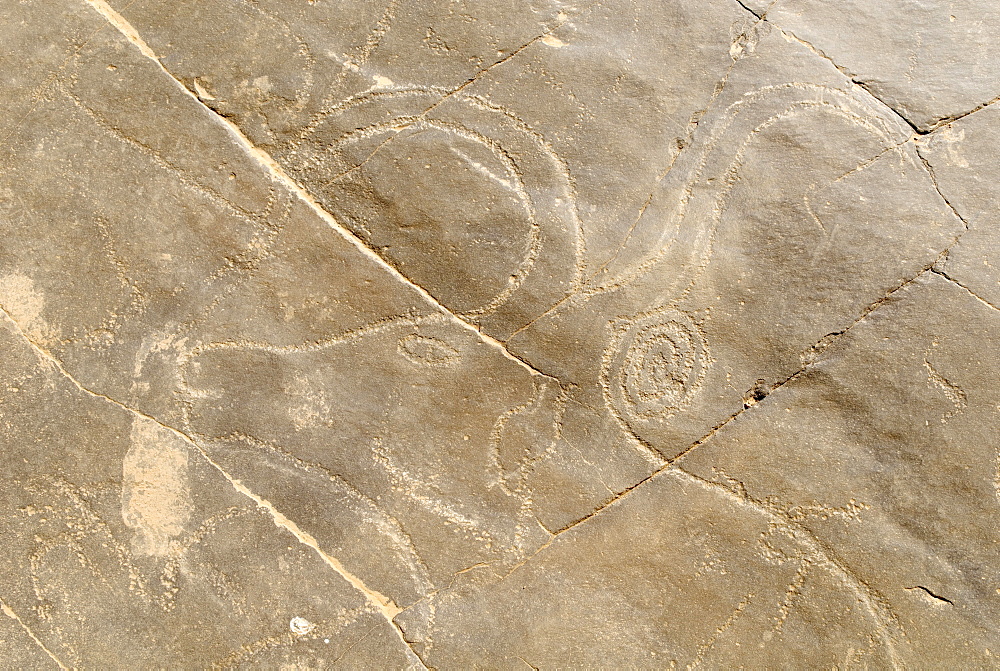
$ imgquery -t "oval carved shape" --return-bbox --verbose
[397,334,461,367]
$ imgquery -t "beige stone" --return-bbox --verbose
[0,0,997,667]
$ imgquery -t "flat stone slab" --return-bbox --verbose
[0,0,997,667]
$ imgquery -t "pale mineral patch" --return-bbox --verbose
[0,274,58,346]
[121,416,193,556]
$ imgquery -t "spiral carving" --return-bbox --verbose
[603,308,710,431]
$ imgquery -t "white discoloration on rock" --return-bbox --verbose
[121,416,193,556]
[289,616,315,635]
[0,273,58,345]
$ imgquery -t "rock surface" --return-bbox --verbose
[0,0,996,667]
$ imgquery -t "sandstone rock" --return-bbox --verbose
[0,0,996,666]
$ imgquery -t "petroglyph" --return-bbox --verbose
[924,356,968,421]
[2,0,998,666]
[397,333,461,367]
[288,86,584,331]
[603,307,711,436]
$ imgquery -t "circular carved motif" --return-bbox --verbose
[290,87,583,324]
[603,308,710,430]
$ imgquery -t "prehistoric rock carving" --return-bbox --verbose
[288,87,584,334]
[602,307,710,437]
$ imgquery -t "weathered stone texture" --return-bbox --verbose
[0,0,997,667]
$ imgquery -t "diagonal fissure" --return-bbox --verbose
[79,0,555,387]
[0,305,427,668]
